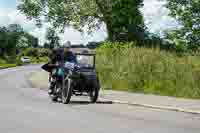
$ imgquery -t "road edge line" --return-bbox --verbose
[101,99,200,115]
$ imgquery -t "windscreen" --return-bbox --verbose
[76,55,94,68]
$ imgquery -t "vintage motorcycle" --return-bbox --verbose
[43,53,100,104]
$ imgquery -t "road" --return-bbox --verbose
[0,65,200,133]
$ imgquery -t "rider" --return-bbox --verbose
[48,41,77,95]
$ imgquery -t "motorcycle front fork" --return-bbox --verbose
[50,75,65,95]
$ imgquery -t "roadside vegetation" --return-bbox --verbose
[16,48,50,65]
[96,42,200,99]
[0,57,16,69]
[0,64,17,69]
[0,24,54,68]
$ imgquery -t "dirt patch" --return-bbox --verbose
[28,70,49,90]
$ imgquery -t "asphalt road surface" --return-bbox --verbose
[0,65,200,133]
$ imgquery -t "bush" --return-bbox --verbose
[0,58,7,64]
[4,55,16,64]
[17,48,50,64]
[38,48,51,57]
[16,55,23,66]
[31,56,49,63]
[23,48,39,57]
[96,42,200,99]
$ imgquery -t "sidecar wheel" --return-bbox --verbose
[90,79,100,103]
[62,78,72,104]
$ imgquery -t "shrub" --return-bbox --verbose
[4,55,16,64]
[18,48,50,64]
[31,56,49,63]
[0,58,7,64]
[38,48,51,57]
[16,55,23,66]
[23,48,39,57]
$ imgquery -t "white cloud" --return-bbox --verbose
[0,8,15,26]
[141,0,178,34]
[0,0,179,45]
[0,8,35,30]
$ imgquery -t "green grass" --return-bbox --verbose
[0,58,17,68]
[0,64,17,69]
[96,42,200,99]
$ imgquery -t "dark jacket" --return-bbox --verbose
[42,48,76,73]
[49,48,77,64]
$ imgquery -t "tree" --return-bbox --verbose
[43,42,49,49]
[166,0,200,50]
[23,33,39,48]
[0,27,9,55]
[18,0,144,41]
[45,27,60,49]
[17,35,29,48]
[19,32,40,48]
[8,24,24,47]
[7,24,23,33]
[0,24,39,57]
[32,37,39,48]
[1,24,24,56]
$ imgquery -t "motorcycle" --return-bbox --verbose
[42,53,100,104]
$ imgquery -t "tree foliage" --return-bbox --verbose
[0,24,39,56]
[0,24,23,56]
[166,0,200,50]
[23,32,39,48]
[45,27,60,49]
[18,0,144,41]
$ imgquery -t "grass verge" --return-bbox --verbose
[0,64,17,69]
[96,42,200,99]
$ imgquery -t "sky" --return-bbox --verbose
[0,0,178,45]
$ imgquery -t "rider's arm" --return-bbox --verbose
[48,51,59,67]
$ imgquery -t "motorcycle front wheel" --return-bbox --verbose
[62,78,73,104]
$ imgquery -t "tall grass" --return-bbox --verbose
[96,42,200,99]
